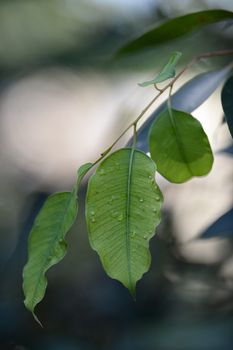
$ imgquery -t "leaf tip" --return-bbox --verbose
[24,299,43,327]
[32,312,43,328]
[129,284,136,300]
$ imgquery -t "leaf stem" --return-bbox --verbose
[132,123,137,149]
[167,84,173,111]
[90,49,233,170]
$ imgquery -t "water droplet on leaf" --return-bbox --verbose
[131,230,136,238]
[117,213,123,221]
[111,195,118,201]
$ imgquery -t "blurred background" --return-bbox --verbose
[0,0,233,349]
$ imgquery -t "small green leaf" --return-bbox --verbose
[76,162,93,188]
[116,10,233,56]
[85,148,163,296]
[138,51,182,87]
[149,109,214,183]
[221,75,233,138]
[23,163,92,324]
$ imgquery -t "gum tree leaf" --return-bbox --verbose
[200,207,233,239]
[221,75,233,138]
[23,162,92,325]
[138,51,182,86]
[127,66,233,152]
[116,9,233,56]
[220,144,233,155]
[149,109,214,183]
[85,148,163,296]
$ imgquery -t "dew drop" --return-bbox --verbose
[156,196,160,201]
[153,208,157,213]
[59,238,63,243]
[91,217,96,223]
[90,210,95,216]
[131,230,136,238]
[117,213,123,221]
[139,198,144,203]
[143,235,147,240]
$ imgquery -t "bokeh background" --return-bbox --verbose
[0,0,233,349]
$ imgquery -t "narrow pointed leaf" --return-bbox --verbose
[23,162,92,323]
[221,75,233,138]
[86,149,163,296]
[116,9,233,56]
[200,207,233,239]
[149,109,214,183]
[139,51,182,87]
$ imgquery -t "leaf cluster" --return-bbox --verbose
[22,9,233,325]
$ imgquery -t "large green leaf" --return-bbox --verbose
[221,75,233,138]
[23,163,92,324]
[85,148,163,296]
[138,51,182,87]
[149,109,214,183]
[116,9,233,56]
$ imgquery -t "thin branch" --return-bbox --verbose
[91,48,233,170]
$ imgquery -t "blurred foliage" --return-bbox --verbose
[115,9,233,57]
[221,75,233,138]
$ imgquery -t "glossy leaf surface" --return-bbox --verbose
[139,51,182,86]
[149,109,214,183]
[116,10,233,56]
[221,75,233,138]
[23,163,92,324]
[86,149,163,296]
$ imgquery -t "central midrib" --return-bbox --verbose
[125,148,135,294]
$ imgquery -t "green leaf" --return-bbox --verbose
[85,148,163,296]
[116,10,233,56]
[76,162,93,189]
[149,109,214,183]
[23,162,92,325]
[221,75,233,138]
[138,51,182,87]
